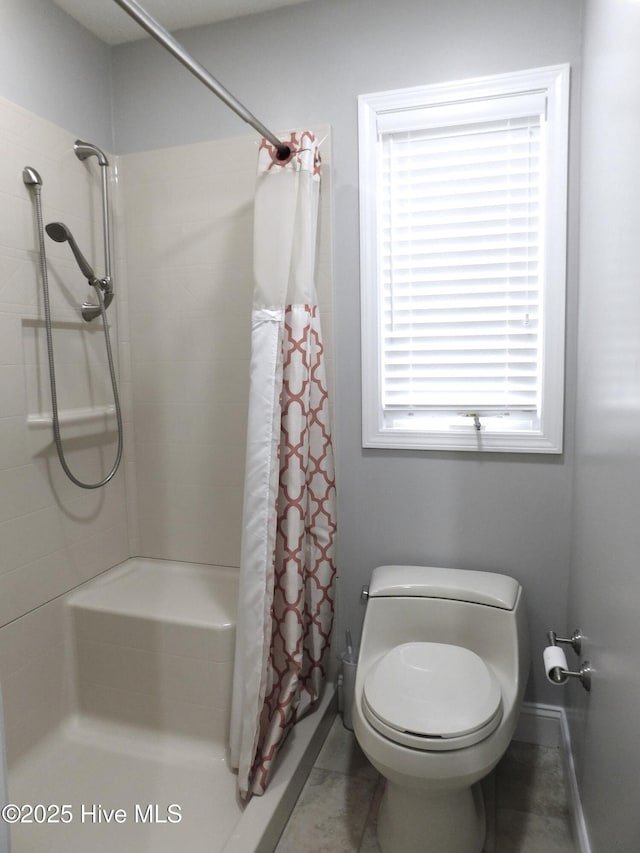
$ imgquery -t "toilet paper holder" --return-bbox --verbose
[546,629,592,692]
[547,628,583,655]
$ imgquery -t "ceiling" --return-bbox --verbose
[50,0,315,45]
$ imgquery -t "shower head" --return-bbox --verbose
[45,222,71,243]
[45,221,97,283]
[45,222,78,244]
[74,139,109,167]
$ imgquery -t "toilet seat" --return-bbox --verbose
[362,642,503,751]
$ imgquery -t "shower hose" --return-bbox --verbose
[32,184,123,490]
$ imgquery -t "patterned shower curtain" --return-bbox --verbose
[229,131,337,798]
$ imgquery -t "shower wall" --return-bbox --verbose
[119,131,334,565]
[0,97,129,627]
[0,0,335,769]
[0,50,333,788]
[0,96,131,760]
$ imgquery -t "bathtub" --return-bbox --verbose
[8,558,335,853]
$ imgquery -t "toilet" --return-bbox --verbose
[352,565,530,853]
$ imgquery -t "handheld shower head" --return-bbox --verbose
[45,221,97,283]
[45,222,71,243]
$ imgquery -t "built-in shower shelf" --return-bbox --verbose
[27,405,117,428]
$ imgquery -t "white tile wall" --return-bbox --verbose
[0,595,73,765]
[0,96,130,630]
[0,95,133,761]
[57,558,238,751]
[120,128,334,567]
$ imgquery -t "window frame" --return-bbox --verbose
[359,64,570,453]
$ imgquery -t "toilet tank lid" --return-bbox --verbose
[368,565,520,610]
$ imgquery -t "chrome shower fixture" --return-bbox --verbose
[23,165,123,489]
[46,222,98,282]
[74,139,109,166]
[22,166,43,187]
[45,221,113,321]
[72,138,113,322]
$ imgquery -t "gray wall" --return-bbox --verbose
[568,1,640,850]
[113,0,583,705]
[0,0,112,147]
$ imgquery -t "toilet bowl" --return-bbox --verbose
[352,565,530,853]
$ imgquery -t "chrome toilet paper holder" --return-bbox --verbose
[547,628,583,655]
[546,629,592,692]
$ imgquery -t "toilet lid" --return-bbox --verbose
[363,642,502,749]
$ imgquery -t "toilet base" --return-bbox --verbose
[377,780,485,853]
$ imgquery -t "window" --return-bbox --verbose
[359,65,570,452]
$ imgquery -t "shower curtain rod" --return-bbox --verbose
[112,0,291,160]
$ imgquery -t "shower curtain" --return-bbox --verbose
[230,131,337,798]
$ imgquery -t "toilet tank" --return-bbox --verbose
[359,565,529,704]
[368,565,520,609]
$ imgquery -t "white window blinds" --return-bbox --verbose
[360,66,569,452]
[378,111,543,413]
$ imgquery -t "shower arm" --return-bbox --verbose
[111,0,291,161]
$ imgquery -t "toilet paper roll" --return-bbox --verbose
[543,645,568,684]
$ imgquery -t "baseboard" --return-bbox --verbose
[514,701,563,747]
[513,702,592,853]
[558,708,592,853]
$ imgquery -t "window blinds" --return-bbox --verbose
[379,114,542,413]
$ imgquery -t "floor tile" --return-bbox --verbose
[275,768,379,853]
[482,771,497,853]
[495,808,575,853]
[358,778,384,853]
[278,724,577,853]
[315,718,379,780]
[496,742,570,818]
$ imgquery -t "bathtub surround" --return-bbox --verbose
[0,34,336,840]
[0,95,130,628]
[0,108,333,650]
[7,557,335,853]
[0,78,334,846]
[120,129,333,565]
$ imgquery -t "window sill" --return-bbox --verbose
[363,426,563,454]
